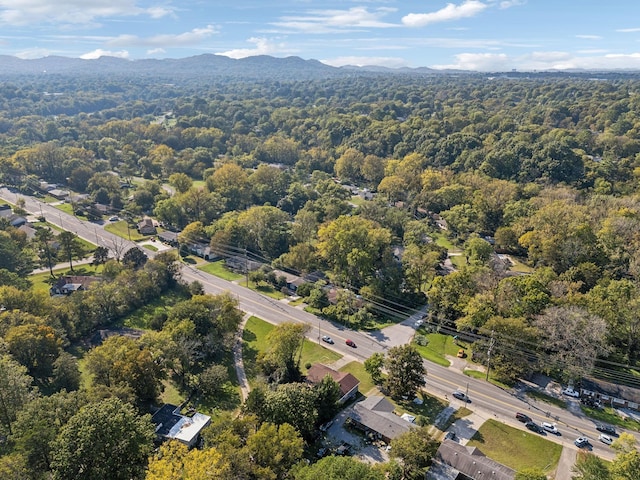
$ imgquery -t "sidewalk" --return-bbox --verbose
[233,313,252,402]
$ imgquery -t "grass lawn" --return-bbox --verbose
[526,390,568,409]
[197,260,244,282]
[252,282,286,300]
[118,289,189,329]
[30,264,102,295]
[508,256,535,273]
[104,220,146,241]
[581,405,640,432]
[464,369,512,390]
[449,254,467,268]
[467,419,562,473]
[437,406,473,432]
[160,380,186,405]
[349,195,366,207]
[52,202,78,216]
[142,244,158,252]
[392,391,449,426]
[431,231,462,253]
[412,332,459,367]
[339,361,378,396]
[242,316,342,384]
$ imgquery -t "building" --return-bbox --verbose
[427,439,515,480]
[346,396,416,443]
[158,230,179,246]
[306,364,360,404]
[151,404,211,448]
[50,275,100,296]
[137,217,157,235]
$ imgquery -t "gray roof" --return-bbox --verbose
[429,440,515,480]
[348,396,414,440]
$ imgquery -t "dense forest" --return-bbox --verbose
[1,62,640,478]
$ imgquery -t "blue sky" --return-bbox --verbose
[1,0,640,71]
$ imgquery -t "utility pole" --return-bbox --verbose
[245,247,249,287]
[486,329,495,381]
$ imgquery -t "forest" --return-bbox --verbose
[1,65,640,478]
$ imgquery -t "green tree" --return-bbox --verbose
[245,422,304,479]
[122,246,148,269]
[571,453,610,480]
[196,364,229,397]
[390,426,439,479]
[0,354,37,435]
[384,345,426,399]
[611,432,640,480]
[5,324,62,381]
[168,172,193,194]
[57,231,85,272]
[91,246,110,266]
[314,374,341,425]
[34,227,57,277]
[293,455,384,480]
[364,352,385,385]
[464,235,494,265]
[515,468,547,480]
[259,322,309,383]
[50,397,155,480]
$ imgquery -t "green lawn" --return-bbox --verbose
[339,361,377,395]
[464,369,511,390]
[413,332,460,367]
[449,254,467,268]
[392,391,449,426]
[242,316,342,384]
[467,419,562,473]
[142,244,158,252]
[431,231,462,252]
[197,260,244,281]
[252,282,286,300]
[104,220,146,241]
[52,202,77,216]
[160,380,186,405]
[30,264,102,295]
[526,390,568,409]
[581,405,640,432]
[119,289,189,329]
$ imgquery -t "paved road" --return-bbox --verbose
[3,187,631,461]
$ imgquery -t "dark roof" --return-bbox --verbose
[306,364,360,397]
[348,396,414,440]
[431,440,515,480]
[581,377,640,405]
[158,230,179,242]
[151,404,182,438]
[52,275,100,291]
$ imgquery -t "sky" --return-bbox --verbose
[2,0,640,72]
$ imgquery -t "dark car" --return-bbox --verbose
[596,424,616,435]
[345,339,356,348]
[525,421,545,434]
[316,447,329,458]
[575,437,591,448]
[516,412,531,423]
[335,442,352,456]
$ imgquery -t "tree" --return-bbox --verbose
[92,246,110,266]
[146,441,232,480]
[313,374,341,425]
[0,354,37,435]
[34,227,56,277]
[364,352,385,385]
[390,426,438,479]
[57,231,85,271]
[534,306,610,380]
[168,172,193,194]
[384,345,426,399]
[293,455,384,480]
[571,453,610,480]
[610,432,640,480]
[122,246,148,269]
[50,397,155,480]
[259,322,309,383]
[197,364,229,397]
[5,324,62,381]
[245,422,304,479]
[464,235,494,265]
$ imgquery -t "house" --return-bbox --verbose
[158,230,179,247]
[8,215,27,227]
[306,364,360,404]
[271,269,305,293]
[187,242,215,260]
[137,217,157,235]
[426,439,515,480]
[151,404,211,448]
[50,275,101,296]
[580,377,640,412]
[17,224,37,241]
[346,396,416,443]
[48,188,70,200]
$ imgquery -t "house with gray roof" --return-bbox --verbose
[347,395,416,443]
[427,439,515,480]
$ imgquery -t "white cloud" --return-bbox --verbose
[402,1,488,27]
[80,49,129,59]
[576,35,602,40]
[321,55,409,68]
[272,6,397,33]
[431,50,640,71]
[15,47,52,59]
[107,25,217,47]
[217,37,293,59]
[617,28,640,33]
[499,0,526,8]
[147,48,165,55]
[0,0,174,26]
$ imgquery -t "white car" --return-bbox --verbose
[542,422,559,435]
[414,319,424,328]
[599,434,613,445]
[562,388,580,398]
[109,216,119,221]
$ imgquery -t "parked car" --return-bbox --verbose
[562,387,580,398]
[452,390,470,402]
[542,422,560,435]
[345,339,356,348]
[456,349,465,358]
[575,437,591,448]
[321,335,334,344]
[596,424,616,435]
[516,412,532,423]
[109,215,119,221]
[445,431,457,440]
[316,447,329,458]
[599,434,613,445]
[525,421,545,434]
[414,319,424,328]
[335,442,352,456]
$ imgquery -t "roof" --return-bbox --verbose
[581,377,640,405]
[348,395,414,440]
[151,404,211,445]
[52,275,100,290]
[306,364,360,397]
[430,440,515,480]
[138,217,154,228]
[158,230,179,242]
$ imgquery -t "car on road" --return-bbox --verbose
[345,339,356,348]
[575,437,591,448]
[562,387,580,398]
[414,319,424,328]
[452,390,470,402]
[516,412,532,423]
[525,421,545,434]
[599,434,613,445]
[596,424,616,435]
[321,335,334,344]
[542,422,560,435]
